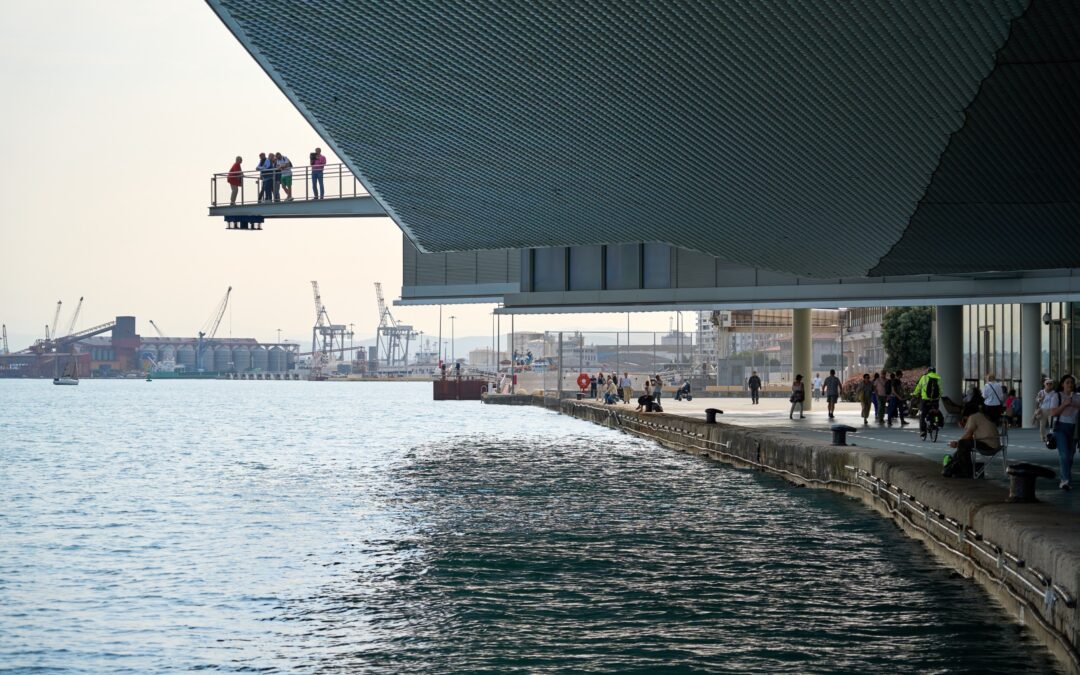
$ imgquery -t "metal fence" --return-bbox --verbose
[210,163,367,206]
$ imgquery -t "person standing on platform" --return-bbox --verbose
[812,373,823,402]
[982,373,1006,423]
[620,372,633,404]
[822,369,841,419]
[653,374,663,402]
[872,373,886,423]
[311,147,327,199]
[589,374,597,400]
[1035,378,1058,440]
[256,152,273,203]
[227,156,242,205]
[276,152,293,201]
[1050,374,1080,491]
[271,152,282,202]
[747,371,762,404]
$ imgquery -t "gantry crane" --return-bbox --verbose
[196,287,232,371]
[309,281,351,379]
[64,297,83,337]
[375,282,416,368]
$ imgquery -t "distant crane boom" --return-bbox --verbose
[65,297,84,336]
[2,324,8,355]
[199,287,232,340]
[149,320,166,338]
[49,300,62,340]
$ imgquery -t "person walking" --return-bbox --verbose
[311,147,327,199]
[871,373,884,422]
[1035,378,1058,440]
[747,371,762,404]
[1050,374,1080,490]
[822,369,841,419]
[812,373,823,402]
[276,152,294,201]
[858,373,873,425]
[256,152,273,203]
[227,156,243,205]
[982,373,1006,423]
[271,152,282,202]
[620,372,633,404]
[888,371,910,426]
[789,375,806,419]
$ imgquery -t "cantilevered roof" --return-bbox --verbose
[207,0,1078,278]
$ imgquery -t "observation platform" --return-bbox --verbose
[208,163,386,229]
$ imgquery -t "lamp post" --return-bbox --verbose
[449,315,456,365]
[276,328,282,343]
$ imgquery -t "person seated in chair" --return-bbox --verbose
[947,404,1001,478]
[674,380,692,401]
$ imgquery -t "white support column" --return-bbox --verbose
[934,305,963,403]
[1021,303,1041,429]
[793,308,812,412]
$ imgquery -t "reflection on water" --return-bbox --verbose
[0,381,1059,673]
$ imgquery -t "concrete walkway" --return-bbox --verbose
[594,393,1077,512]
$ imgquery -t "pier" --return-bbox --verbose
[485,392,1080,672]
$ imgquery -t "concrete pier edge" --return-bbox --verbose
[484,393,1080,673]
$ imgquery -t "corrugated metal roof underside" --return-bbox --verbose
[872,0,1080,275]
[212,0,1036,278]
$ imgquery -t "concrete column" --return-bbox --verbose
[1021,303,1041,429]
[934,305,963,403]
[792,308,812,411]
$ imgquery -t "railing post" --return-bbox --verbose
[338,166,342,199]
[304,166,309,201]
[211,176,216,206]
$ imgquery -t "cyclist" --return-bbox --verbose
[912,367,943,440]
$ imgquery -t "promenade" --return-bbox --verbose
[589,393,1075,512]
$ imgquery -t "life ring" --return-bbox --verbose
[576,373,590,390]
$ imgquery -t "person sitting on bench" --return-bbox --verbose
[946,405,1000,478]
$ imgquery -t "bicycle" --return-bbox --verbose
[920,400,942,442]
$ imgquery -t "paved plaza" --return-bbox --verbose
[595,393,1077,512]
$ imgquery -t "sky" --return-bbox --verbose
[0,1,680,352]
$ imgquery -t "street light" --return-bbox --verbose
[837,307,848,380]
[449,315,456,364]
[276,328,282,343]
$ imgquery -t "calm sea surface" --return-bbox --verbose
[0,380,1060,673]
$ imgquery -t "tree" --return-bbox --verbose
[882,307,932,369]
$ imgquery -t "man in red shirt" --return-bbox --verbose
[227,156,243,205]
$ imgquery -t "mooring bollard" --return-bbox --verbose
[1006,462,1056,503]
[705,408,723,424]
[576,392,584,400]
[831,424,857,446]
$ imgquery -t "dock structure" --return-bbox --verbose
[486,393,1080,671]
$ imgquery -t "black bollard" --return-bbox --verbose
[705,408,723,424]
[1006,463,1056,503]
[831,424,857,446]
[576,392,584,400]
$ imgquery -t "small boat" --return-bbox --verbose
[52,352,79,386]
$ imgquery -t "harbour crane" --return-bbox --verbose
[196,287,232,371]
[309,281,352,379]
[2,324,8,355]
[65,297,84,337]
[149,320,166,338]
[375,282,416,368]
[47,300,62,341]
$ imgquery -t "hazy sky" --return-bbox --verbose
[0,1,678,351]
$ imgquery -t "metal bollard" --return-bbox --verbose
[1006,463,1056,503]
[831,424,857,446]
[705,408,723,424]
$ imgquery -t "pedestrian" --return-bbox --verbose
[789,374,806,419]
[589,375,597,399]
[227,156,243,205]
[812,373,822,402]
[604,378,619,404]
[620,372,633,403]
[822,369,841,419]
[275,152,294,201]
[858,373,873,425]
[888,371,909,426]
[256,152,273,202]
[871,373,884,422]
[1035,378,1058,440]
[747,370,762,404]
[982,373,1006,423]
[271,151,282,202]
[912,367,943,440]
[1050,374,1080,490]
[311,147,327,199]
[654,374,663,401]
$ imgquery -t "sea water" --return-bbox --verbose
[0,380,1059,673]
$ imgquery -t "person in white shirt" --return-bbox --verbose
[1035,378,1058,440]
[981,373,1006,423]
[812,373,823,401]
[275,152,294,201]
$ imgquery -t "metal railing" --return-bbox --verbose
[210,163,368,207]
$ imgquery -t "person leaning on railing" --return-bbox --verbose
[311,147,327,199]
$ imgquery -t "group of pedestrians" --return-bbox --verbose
[1033,373,1080,490]
[855,370,912,427]
[589,371,687,410]
[225,148,328,206]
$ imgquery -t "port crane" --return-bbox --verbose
[309,281,356,379]
[148,320,166,338]
[375,282,416,368]
[2,324,8,355]
[46,300,62,341]
[64,297,83,337]
[196,287,232,371]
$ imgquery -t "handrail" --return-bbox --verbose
[210,162,369,207]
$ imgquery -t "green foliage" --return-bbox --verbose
[882,307,932,370]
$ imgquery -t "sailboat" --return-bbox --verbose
[53,351,79,385]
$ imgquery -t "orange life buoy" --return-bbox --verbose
[576,373,590,390]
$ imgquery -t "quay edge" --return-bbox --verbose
[484,393,1080,673]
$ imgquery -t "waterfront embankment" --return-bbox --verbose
[485,393,1080,673]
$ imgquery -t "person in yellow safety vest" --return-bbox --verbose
[911,367,943,439]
